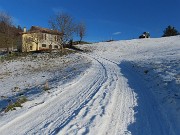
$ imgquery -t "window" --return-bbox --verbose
[44,34,47,40]
[30,46,32,50]
[41,34,43,40]
[49,45,52,49]
[54,45,58,49]
[57,36,60,41]
[54,36,57,41]
[42,44,46,47]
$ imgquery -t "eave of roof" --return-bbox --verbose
[18,26,63,35]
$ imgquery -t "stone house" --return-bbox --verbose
[17,26,63,52]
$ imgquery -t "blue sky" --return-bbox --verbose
[0,0,180,42]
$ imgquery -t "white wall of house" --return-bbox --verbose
[39,33,61,50]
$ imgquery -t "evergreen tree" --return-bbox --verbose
[162,25,179,37]
[17,25,23,31]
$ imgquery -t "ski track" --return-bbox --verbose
[0,52,176,134]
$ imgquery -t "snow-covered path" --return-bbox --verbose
[0,36,179,135]
[58,55,136,135]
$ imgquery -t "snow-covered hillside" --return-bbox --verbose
[0,36,180,135]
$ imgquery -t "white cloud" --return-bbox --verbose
[113,32,121,35]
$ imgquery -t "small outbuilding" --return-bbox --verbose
[139,32,150,39]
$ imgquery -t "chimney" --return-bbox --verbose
[23,27,27,33]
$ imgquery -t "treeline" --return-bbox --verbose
[0,11,22,51]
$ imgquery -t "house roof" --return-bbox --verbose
[19,26,63,35]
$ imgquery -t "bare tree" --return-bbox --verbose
[20,33,43,52]
[76,22,86,43]
[30,32,43,51]
[46,35,53,51]
[22,37,29,52]
[0,11,13,53]
[49,12,75,46]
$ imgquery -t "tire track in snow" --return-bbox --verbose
[57,55,137,135]
[0,53,108,135]
[49,55,108,135]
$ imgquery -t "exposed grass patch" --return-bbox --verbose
[5,96,27,113]
[43,80,50,91]
[0,48,76,63]
[0,52,29,62]
[12,86,21,92]
[0,72,11,79]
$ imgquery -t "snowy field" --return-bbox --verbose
[0,36,180,135]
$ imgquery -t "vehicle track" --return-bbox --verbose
[0,54,108,135]
[57,55,137,135]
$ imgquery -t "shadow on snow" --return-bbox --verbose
[119,61,171,135]
[0,66,85,113]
